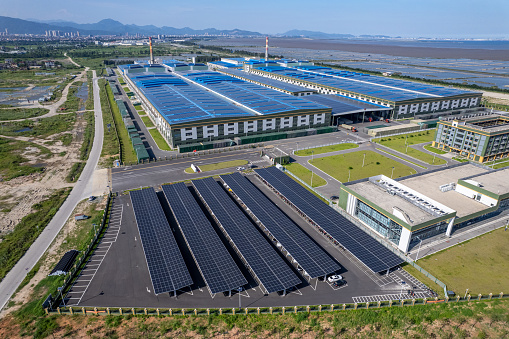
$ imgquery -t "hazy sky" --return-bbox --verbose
[3,0,509,38]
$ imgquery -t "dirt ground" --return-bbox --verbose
[0,111,89,234]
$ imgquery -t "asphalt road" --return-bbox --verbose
[111,149,267,192]
[0,71,105,312]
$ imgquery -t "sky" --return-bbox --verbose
[2,0,509,38]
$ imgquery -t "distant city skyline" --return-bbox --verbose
[2,0,508,39]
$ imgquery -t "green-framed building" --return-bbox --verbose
[338,164,509,253]
[433,114,509,162]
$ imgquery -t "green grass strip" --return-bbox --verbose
[423,144,448,155]
[141,116,154,128]
[295,143,359,156]
[148,128,171,151]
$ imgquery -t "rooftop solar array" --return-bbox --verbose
[305,94,390,115]
[220,173,341,279]
[127,73,252,125]
[129,188,193,295]
[255,167,403,273]
[192,178,301,294]
[219,69,318,94]
[256,66,475,103]
[180,71,329,114]
[162,183,247,294]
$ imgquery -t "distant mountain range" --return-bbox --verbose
[0,16,264,36]
[0,15,395,39]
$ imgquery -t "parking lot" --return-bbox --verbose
[65,173,433,309]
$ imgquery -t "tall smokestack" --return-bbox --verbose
[149,37,154,64]
[265,36,268,61]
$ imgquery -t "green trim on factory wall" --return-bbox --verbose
[457,180,501,200]
[340,185,455,232]
[454,204,499,224]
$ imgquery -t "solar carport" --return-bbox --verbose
[193,177,301,295]
[254,167,403,274]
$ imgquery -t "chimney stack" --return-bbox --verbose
[265,36,269,61]
[149,37,154,64]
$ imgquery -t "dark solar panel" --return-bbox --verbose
[49,250,79,276]
[220,173,341,279]
[162,183,247,294]
[130,188,193,295]
[192,177,301,294]
[254,167,403,273]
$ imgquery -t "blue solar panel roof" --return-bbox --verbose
[179,71,329,114]
[127,72,253,125]
[257,67,477,102]
[219,69,318,94]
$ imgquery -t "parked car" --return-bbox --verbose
[236,166,246,171]
[327,274,343,283]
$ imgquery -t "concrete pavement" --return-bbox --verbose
[0,70,104,313]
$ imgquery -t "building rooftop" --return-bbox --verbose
[463,168,509,196]
[348,180,438,226]
[219,68,317,94]
[255,66,478,103]
[127,72,252,125]
[178,71,329,115]
[447,114,509,133]
[305,94,391,115]
[399,164,489,218]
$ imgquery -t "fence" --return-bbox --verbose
[292,140,358,155]
[119,143,265,167]
[46,292,507,317]
[46,193,113,311]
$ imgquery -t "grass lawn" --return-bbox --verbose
[310,150,417,182]
[415,227,509,295]
[98,79,120,164]
[185,159,248,173]
[141,116,154,128]
[423,144,448,154]
[284,162,327,187]
[484,157,509,169]
[0,137,51,181]
[373,131,447,165]
[148,128,171,151]
[136,110,146,115]
[295,143,359,156]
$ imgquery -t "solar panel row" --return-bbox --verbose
[220,173,341,279]
[192,177,301,294]
[162,183,247,294]
[254,167,403,273]
[129,188,192,295]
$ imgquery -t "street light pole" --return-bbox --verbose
[415,236,423,261]
[311,151,314,187]
[362,153,366,167]
[348,169,351,182]
[391,166,395,179]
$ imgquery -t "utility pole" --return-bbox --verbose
[362,153,366,167]
[311,151,314,187]
[391,166,395,179]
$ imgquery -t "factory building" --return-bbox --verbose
[118,64,332,152]
[245,65,482,120]
[338,164,509,253]
[433,114,509,162]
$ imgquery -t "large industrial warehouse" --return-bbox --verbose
[118,64,333,151]
[248,64,482,120]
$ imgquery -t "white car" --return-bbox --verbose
[327,275,343,283]
[236,167,246,171]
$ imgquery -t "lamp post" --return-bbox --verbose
[311,151,315,187]
[296,142,299,155]
[362,153,366,167]
[348,169,351,182]
[238,287,242,310]
[58,286,66,307]
[415,236,423,261]
[391,166,395,179]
